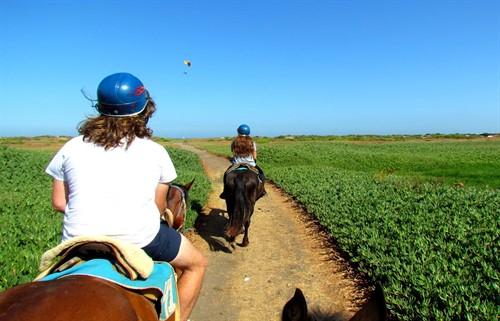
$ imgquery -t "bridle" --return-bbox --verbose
[164,184,187,231]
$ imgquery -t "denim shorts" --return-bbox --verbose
[141,221,182,262]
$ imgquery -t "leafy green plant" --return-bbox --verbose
[0,145,210,290]
[0,146,61,289]
[256,142,500,320]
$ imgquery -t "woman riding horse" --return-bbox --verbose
[220,124,267,199]
[45,72,207,321]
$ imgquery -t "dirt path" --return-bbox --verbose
[177,143,361,321]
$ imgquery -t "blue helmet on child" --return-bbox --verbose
[237,124,251,136]
[96,72,149,117]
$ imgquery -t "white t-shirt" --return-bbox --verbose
[45,136,177,247]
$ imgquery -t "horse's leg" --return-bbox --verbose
[224,200,237,249]
[241,206,254,247]
[240,174,258,247]
[241,219,250,247]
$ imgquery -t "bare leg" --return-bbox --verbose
[170,234,208,321]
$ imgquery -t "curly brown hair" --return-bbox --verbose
[78,97,157,150]
[231,135,255,156]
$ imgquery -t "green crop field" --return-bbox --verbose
[189,136,500,321]
[1,136,499,320]
[0,144,210,290]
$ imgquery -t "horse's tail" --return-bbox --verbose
[226,176,249,238]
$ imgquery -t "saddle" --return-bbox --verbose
[35,235,154,281]
[35,236,180,321]
[225,162,260,175]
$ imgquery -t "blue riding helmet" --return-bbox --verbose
[237,124,250,136]
[96,73,149,117]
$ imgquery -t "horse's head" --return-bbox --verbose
[163,179,194,231]
[282,283,387,321]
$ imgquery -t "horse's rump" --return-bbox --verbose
[0,236,180,321]
[38,258,179,320]
[224,169,260,246]
[0,275,159,321]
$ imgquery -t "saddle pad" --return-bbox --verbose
[38,235,154,280]
[226,162,259,175]
[39,258,179,321]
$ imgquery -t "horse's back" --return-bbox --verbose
[0,275,157,321]
[226,168,259,191]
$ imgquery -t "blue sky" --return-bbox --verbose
[1,0,499,138]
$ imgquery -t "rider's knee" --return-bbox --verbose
[171,237,206,272]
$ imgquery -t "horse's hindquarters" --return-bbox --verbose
[224,170,259,247]
[0,275,159,321]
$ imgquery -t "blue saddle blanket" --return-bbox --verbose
[39,258,178,320]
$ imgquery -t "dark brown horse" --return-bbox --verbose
[282,282,388,321]
[223,168,263,247]
[163,179,194,231]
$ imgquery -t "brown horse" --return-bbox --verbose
[163,179,194,231]
[0,241,180,321]
[223,167,263,247]
[0,274,171,321]
[282,282,388,321]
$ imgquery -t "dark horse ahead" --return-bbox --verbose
[223,165,264,247]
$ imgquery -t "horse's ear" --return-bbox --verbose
[349,282,388,321]
[282,288,308,321]
[185,179,195,191]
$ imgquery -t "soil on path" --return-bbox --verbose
[177,143,363,321]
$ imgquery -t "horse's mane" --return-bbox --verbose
[308,308,344,321]
[283,284,388,321]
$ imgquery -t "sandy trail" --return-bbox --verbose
[177,143,360,321]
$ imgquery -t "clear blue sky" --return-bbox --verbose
[1,0,499,138]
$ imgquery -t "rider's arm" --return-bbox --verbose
[51,179,68,213]
[155,183,169,214]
